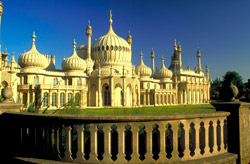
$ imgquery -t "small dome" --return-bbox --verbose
[8,53,20,68]
[154,57,173,79]
[135,52,152,77]
[18,32,47,69]
[62,40,86,72]
[91,10,131,66]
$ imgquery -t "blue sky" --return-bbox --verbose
[1,0,250,81]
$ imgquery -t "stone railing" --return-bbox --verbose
[0,112,237,163]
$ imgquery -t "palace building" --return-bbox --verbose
[0,7,210,109]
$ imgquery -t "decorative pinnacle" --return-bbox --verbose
[161,56,164,64]
[32,32,36,45]
[88,20,90,26]
[109,10,113,26]
[12,52,15,60]
[174,38,177,46]
[73,39,77,49]
[151,48,155,57]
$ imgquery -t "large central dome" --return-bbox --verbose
[91,11,132,67]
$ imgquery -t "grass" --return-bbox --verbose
[43,104,215,115]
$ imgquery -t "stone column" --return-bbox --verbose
[57,90,60,108]
[212,102,250,164]
[123,77,126,106]
[98,77,101,107]
[110,77,114,107]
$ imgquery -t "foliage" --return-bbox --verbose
[244,79,250,101]
[220,71,244,100]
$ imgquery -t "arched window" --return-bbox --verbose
[75,93,80,106]
[68,93,72,105]
[104,86,111,106]
[53,78,58,85]
[60,93,65,107]
[43,93,48,107]
[52,93,57,107]
[106,45,109,51]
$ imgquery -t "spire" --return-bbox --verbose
[107,10,116,35]
[127,30,132,45]
[161,56,164,64]
[70,39,78,57]
[73,39,76,49]
[109,9,113,26]
[11,52,15,62]
[32,31,36,45]
[177,41,181,51]
[174,38,177,50]
[151,48,155,57]
[140,51,145,65]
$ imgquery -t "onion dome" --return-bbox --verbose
[62,39,86,72]
[135,52,152,78]
[154,57,173,80]
[91,10,131,66]
[18,32,47,69]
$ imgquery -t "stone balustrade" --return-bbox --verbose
[0,112,237,163]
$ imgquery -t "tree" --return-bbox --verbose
[220,71,244,100]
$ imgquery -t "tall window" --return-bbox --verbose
[68,78,72,85]
[43,93,48,107]
[104,86,110,106]
[23,76,28,84]
[77,79,82,86]
[140,94,143,105]
[75,93,80,106]
[68,93,72,105]
[53,78,58,85]
[60,93,65,107]
[34,76,39,85]
[52,93,57,107]
[23,93,27,106]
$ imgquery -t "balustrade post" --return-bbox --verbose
[213,119,218,154]
[102,125,112,162]
[170,121,179,161]
[116,124,126,162]
[144,123,154,162]
[158,123,167,162]
[75,124,85,162]
[183,120,190,160]
[130,124,140,162]
[88,124,99,162]
[62,125,73,162]
[55,126,61,160]
[204,120,210,156]
[194,119,201,159]
[220,117,227,153]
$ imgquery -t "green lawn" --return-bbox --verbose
[44,104,215,115]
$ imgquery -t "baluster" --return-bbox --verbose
[170,121,179,161]
[220,117,226,153]
[116,124,126,162]
[88,124,99,162]
[213,119,218,154]
[55,126,61,160]
[183,120,190,160]
[204,120,210,157]
[62,125,73,162]
[130,123,140,162]
[158,123,167,162]
[194,119,200,158]
[144,123,154,162]
[75,124,85,162]
[102,125,112,162]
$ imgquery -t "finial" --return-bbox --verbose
[109,10,113,26]
[161,56,164,64]
[32,32,36,45]
[88,20,90,26]
[63,56,65,60]
[140,51,143,61]
[129,30,130,35]
[73,39,77,49]
[5,48,7,53]
[174,38,176,46]
[12,52,15,59]
[152,48,154,53]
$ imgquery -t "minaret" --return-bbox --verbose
[86,20,92,59]
[197,49,202,73]
[0,1,3,54]
[177,41,182,68]
[151,48,155,74]
[206,64,209,80]
[127,30,132,46]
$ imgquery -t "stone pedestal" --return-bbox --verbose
[211,101,250,164]
[0,102,23,114]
